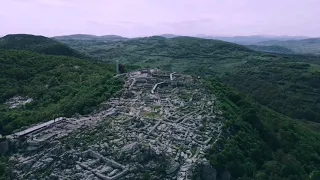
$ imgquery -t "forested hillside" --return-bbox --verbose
[54,34,128,41]
[0,34,84,58]
[62,36,254,69]
[206,80,320,180]
[65,36,320,124]
[0,50,122,135]
[219,55,320,123]
[246,45,294,54]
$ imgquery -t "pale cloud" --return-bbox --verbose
[1,0,320,37]
[36,0,74,7]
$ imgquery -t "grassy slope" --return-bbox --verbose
[0,50,122,135]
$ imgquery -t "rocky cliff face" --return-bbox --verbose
[7,69,226,180]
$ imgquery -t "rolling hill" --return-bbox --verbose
[53,34,129,54]
[53,34,98,41]
[0,34,84,58]
[70,36,254,63]
[68,36,320,124]
[246,45,294,54]
[257,38,320,55]
[198,35,308,45]
[54,34,128,41]
[159,34,180,38]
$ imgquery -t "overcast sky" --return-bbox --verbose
[1,0,320,37]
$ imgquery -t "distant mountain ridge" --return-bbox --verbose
[0,34,84,58]
[53,34,128,41]
[53,34,310,45]
[197,35,309,45]
[52,33,320,55]
[257,38,320,55]
[158,34,180,38]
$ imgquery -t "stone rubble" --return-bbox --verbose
[8,69,225,180]
[4,96,33,109]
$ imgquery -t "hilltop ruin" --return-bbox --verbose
[8,69,225,180]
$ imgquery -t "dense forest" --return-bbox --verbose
[219,57,320,123]
[0,50,122,135]
[205,80,320,180]
[245,45,294,54]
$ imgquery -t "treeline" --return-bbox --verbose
[206,79,320,180]
[0,50,123,135]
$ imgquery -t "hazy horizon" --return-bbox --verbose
[1,0,320,37]
[0,33,313,39]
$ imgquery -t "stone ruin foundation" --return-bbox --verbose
[8,69,226,180]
